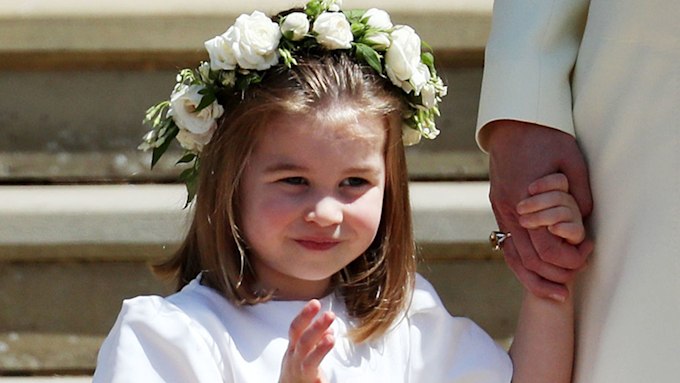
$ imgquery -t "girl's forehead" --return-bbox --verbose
[264,111,387,143]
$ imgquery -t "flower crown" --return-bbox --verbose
[139,0,447,203]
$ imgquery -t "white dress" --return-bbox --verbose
[93,274,511,382]
[477,1,680,381]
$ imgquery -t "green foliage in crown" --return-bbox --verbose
[139,0,448,204]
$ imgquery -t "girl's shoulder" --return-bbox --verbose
[407,274,494,339]
[93,277,230,381]
[399,274,513,381]
[409,273,445,312]
[104,275,234,349]
[112,275,227,321]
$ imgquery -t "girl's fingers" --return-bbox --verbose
[281,301,335,383]
[288,300,321,347]
[548,222,586,245]
[519,206,576,229]
[301,330,335,370]
[517,191,577,215]
[520,178,587,245]
[295,311,335,359]
[528,173,569,195]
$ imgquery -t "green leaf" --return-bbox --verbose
[196,88,217,111]
[305,0,323,17]
[179,163,199,207]
[351,21,367,37]
[151,124,179,168]
[421,52,435,67]
[354,43,382,74]
[343,9,366,22]
[176,152,196,164]
[236,72,263,91]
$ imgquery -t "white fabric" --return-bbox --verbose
[477,1,680,381]
[93,274,512,382]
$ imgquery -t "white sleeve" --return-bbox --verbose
[93,296,226,383]
[407,275,513,382]
[476,0,590,151]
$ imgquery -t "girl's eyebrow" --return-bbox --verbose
[263,161,307,173]
[343,166,382,177]
[263,162,382,176]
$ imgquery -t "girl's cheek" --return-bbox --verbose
[354,191,384,227]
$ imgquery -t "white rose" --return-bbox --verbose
[169,84,224,141]
[214,11,281,71]
[205,34,237,71]
[313,12,353,49]
[281,12,309,41]
[385,26,423,93]
[176,129,214,152]
[364,8,392,30]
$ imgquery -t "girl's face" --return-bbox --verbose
[240,112,386,300]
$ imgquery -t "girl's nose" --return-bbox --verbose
[305,196,343,226]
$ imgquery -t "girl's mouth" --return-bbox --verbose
[295,239,340,251]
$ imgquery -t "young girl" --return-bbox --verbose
[95,2,589,382]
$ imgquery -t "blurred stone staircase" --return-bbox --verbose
[0,0,522,379]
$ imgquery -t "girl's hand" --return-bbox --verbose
[516,173,586,245]
[279,300,335,383]
[515,173,593,295]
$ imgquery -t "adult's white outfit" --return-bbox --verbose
[93,274,512,382]
[477,0,679,381]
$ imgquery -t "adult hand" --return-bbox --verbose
[484,120,593,301]
[279,300,335,383]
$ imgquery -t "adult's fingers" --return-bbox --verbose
[529,229,589,270]
[503,240,570,301]
[507,224,576,284]
[527,173,569,195]
[559,140,593,217]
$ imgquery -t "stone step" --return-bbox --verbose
[0,0,492,182]
[0,182,497,256]
[0,68,487,182]
[0,378,89,383]
[0,1,507,377]
[0,182,521,375]
[0,258,519,376]
[0,0,491,55]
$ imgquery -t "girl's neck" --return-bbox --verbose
[252,272,334,301]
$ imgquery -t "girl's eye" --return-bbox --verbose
[341,177,369,187]
[281,177,307,186]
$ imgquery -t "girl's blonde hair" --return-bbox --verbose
[155,50,417,343]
